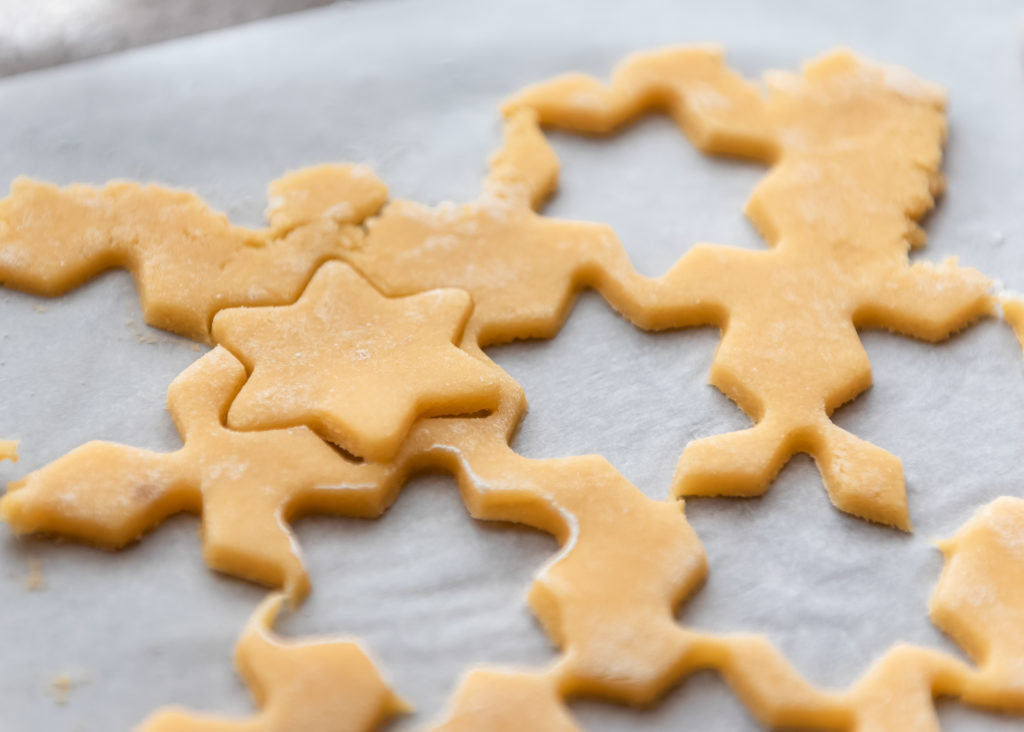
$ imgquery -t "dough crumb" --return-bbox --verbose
[47,674,72,705]
[46,671,89,706]
[24,558,46,591]
[0,439,18,462]
[125,316,163,345]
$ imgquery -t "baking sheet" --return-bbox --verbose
[1,0,1024,729]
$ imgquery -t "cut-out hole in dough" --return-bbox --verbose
[279,474,559,729]
[833,323,1024,539]
[0,515,263,731]
[0,270,203,472]
[680,456,967,689]
[489,291,748,497]
[542,115,766,278]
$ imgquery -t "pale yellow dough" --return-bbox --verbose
[211,261,504,462]
[136,594,406,732]
[1001,296,1024,351]
[505,47,993,529]
[931,497,1024,712]
[347,108,640,348]
[1,45,1021,732]
[2,346,401,601]
[0,440,17,462]
[0,165,386,343]
[0,112,638,351]
[0,50,994,529]
[430,497,1024,731]
[0,87,647,606]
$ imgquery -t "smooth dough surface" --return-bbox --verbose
[506,46,993,529]
[1001,296,1024,352]
[211,261,504,462]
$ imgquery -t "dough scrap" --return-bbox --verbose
[211,260,504,462]
[136,593,406,732]
[417,428,707,706]
[0,165,386,343]
[3,341,726,727]
[430,498,1024,732]
[0,103,658,615]
[345,108,641,348]
[505,46,993,529]
[0,440,17,462]
[799,497,1024,729]
[1001,296,1024,352]
[930,496,1024,712]
[0,110,641,352]
[1,45,1018,732]
[1,347,402,601]
[4,337,720,719]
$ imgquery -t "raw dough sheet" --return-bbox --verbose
[1,0,1023,729]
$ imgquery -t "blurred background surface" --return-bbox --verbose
[0,0,332,76]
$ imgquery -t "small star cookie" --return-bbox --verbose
[211,261,504,462]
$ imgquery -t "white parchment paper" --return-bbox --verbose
[1,1,1024,729]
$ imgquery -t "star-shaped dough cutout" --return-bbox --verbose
[212,261,503,462]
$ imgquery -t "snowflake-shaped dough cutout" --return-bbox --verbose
[505,46,992,529]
